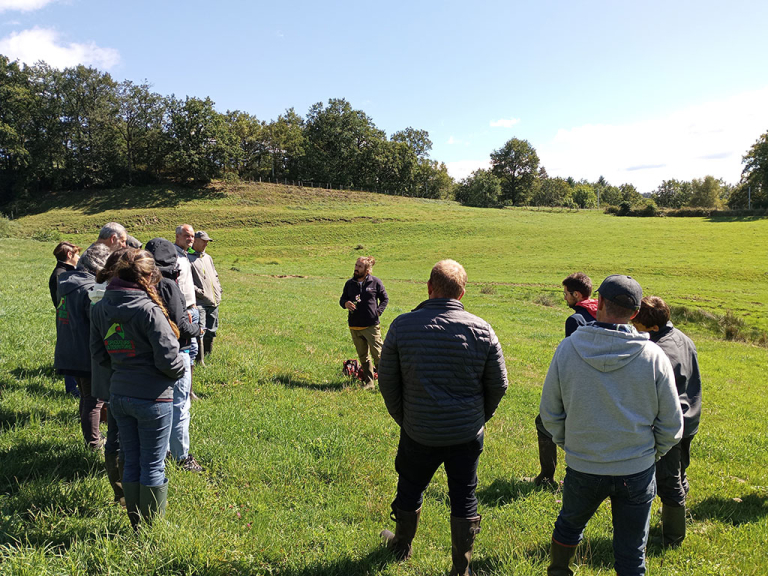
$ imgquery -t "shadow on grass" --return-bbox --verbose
[228,547,395,576]
[0,439,99,494]
[270,373,353,392]
[13,184,227,217]
[8,367,78,399]
[525,536,617,572]
[690,493,768,525]
[477,477,552,506]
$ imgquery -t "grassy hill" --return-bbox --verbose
[1,182,767,575]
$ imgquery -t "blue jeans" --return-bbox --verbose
[393,429,483,518]
[553,465,656,576]
[168,352,192,461]
[188,307,200,362]
[110,394,172,487]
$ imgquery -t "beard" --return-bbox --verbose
[353,270,366,280]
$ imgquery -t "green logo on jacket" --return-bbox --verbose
[104,322,136,356]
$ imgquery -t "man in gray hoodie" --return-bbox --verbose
[540,275,683,576]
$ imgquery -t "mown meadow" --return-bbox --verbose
[1,182,767,575]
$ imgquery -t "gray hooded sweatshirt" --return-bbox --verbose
[540,324,683,476]
[90,284,184,401]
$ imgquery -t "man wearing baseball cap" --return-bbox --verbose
[189,231,222,362]
[539,274,683,576]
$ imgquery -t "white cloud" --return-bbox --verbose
[0,0,55,12]
[539,86,768,192]
[445,159,491,181]
[447,136,460,145]
[490,117,520,128]
[0,27,120,69]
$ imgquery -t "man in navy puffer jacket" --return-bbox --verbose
[378,259,508,576]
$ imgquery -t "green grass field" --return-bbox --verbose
[1,182,767,575]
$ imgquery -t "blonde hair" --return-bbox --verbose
[357,256,376,271]
[113,249,180,339]
[429,259,467,299]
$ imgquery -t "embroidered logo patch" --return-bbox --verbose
[104,322,136,356]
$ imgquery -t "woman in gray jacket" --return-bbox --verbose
[91,249,185,531]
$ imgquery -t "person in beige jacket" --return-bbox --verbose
[189,230,222,359]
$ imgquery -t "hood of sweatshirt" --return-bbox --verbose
[145,237,179,279]
[99,286,153,324]
[567,324,650,373]
[573,298,598,318]
[57,269,95,297]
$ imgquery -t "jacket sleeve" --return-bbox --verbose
[482,326,508,422]
[539,346,566,447]
[212,258,222,297]
[564,316,578,337]
[147,307,185,380]
[339,281,350,309]
[653,354,684,459]
[161,281,200,339]
[376,280,389,316]
[377,321,403,425]
[49,272,58,308]
[89,306,111,369]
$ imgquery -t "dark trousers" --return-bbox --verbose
[393,429,483,518]
[75,377,104,449]
[105,404,121,457]
[656,436,694,507]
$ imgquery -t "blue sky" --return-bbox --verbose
[2,0,767,191]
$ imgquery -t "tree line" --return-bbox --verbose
[455,135,768,211]
[2,53,767,211]
[0,55,453,204]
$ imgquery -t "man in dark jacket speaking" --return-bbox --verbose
[378,259,508,576]
[339,256,388,389]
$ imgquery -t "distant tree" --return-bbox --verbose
[416,159,454,199]
[115,80,165,184]
[165,96,234,183]
[391,127,432,159]
[572,183,597,208]
[0,55,34,201]
[619,183,643,205]
[225,110,267,179]
[735,130,768,208]
[455,169,502,207]
[266,108,305,180]
[652,179,692,208]
[490,138,539,205]
[689,175,721,208]
[531,177,572,207]
[304,98,384,187]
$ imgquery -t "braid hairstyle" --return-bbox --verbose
[96,247,131,284]
[114,249,181,339]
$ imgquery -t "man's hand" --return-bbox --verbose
[345,301,357,311]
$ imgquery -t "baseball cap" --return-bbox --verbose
[195,231,213,241]
[597,274,642,310]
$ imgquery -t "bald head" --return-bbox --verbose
[428,259,467,300]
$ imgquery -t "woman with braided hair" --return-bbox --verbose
[90,248,185,531]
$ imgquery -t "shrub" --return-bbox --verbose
[480,285,497,295]
[534,293,559,307]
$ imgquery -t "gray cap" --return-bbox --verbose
[598,274,642,310]
[195,230,213,241]
[125,234,142,249]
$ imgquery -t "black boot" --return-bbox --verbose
[203,337,213,358]
[380,507,421,560]
[547,539,576,576]
[104,451,124,505]
[661,504,686,547]
[534,429,558,488]
[448,515,481,576]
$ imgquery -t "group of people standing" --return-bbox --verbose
[340,259,700,576]
[50,222,222,530]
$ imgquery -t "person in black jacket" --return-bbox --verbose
[50,241,82,398]
[633,296,702,547]
[532,272,598,488]
[378,259,508,576]
[339,256,388,389]
[145,238,203,473]
[55,243,110,449]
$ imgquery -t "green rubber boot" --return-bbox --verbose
[104,451,124,505]
[448,515,482,576]
[139,479,168,526]
[661,504,686,547]
[547,539,576,576]
[380,507,421,560]
[122,481,141,531]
